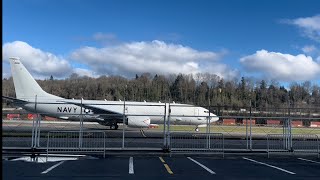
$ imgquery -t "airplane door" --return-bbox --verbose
[194,108,199,116]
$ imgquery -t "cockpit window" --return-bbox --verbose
[204,110,209,113]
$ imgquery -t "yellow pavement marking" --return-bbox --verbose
[159,157,174,174]
[164,164,174,174]
[159,157,165,163]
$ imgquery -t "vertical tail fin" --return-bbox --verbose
[9,57,61,100]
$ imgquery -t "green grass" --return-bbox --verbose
[154,125,320,135]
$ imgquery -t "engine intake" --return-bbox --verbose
[127,116,150,128]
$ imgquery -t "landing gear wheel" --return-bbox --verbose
[110,124,118,130]
[195,128,199,132]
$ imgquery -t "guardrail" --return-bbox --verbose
[267,134,319,158]
[170,132,224,157]
[46,131,106,158]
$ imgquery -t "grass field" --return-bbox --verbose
[155,124,320,135]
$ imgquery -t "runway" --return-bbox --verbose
[2,120,280,139]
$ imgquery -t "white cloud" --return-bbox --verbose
[93,32,117,41]
[240,49,320,81]
[92,32,119,46]
[292,15,320,30]
[2,41,72,79]
[301,45,316,54]
[285,15,320,42]
[70,40,237,79]
[301,45,320,63]
[73,68,99,78]
[2,40,237,80]
[201,63,239,80]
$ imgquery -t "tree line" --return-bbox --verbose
[2,72,320,109]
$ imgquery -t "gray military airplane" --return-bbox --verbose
[3,57,219,131]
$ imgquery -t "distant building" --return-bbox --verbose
[267,120,281,126]
[291,121,303,127]
[310,122,320,127]
[223,119,236,125]
[242,119,256,125]
[7,114,20,120]
[27,114,37,120]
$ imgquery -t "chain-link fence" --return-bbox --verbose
[267,134,319,158]
[170,132,224,157]
[46,130,106,157]
[2,102,320,156]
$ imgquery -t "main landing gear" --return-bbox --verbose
[195,127,199,132]
[110,123,119,130]
[98,121,119,130]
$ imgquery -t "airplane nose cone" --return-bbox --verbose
[209,114,219,122]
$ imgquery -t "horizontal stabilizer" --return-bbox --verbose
[2,96,28,103]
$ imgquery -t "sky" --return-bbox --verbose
[2,0,320,86]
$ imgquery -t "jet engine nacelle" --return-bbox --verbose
[127,116,150,128]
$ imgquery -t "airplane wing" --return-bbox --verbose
[58,100,151,128]
[57,100,123,120]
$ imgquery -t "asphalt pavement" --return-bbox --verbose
[3,154,320,180]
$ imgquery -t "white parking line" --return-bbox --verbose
[187,157,216,174]
[298,158,320,164]
[243,157,295,175]
[129,157,134,174]
[41,161,65,174]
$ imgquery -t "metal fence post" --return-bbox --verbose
[31,116,35,148]
[103,132,106,158]
[122,98,126,149]
[167,101,171,151]
[317,135,319,159]
[246,118,248,149]
[163,102,167,150]
[208,103,211,149]
[267,134,269,158]
[79,98,83,149]
[249,101,252,150]
[36,114,41,147]
[288,118,292,151]
[46,132,50,161]
[32,95,39,148]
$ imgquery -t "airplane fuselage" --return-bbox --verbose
[20,99,217,125]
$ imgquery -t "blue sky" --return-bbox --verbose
[3,0,320,86]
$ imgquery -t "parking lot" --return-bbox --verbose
[3,155,320,180]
